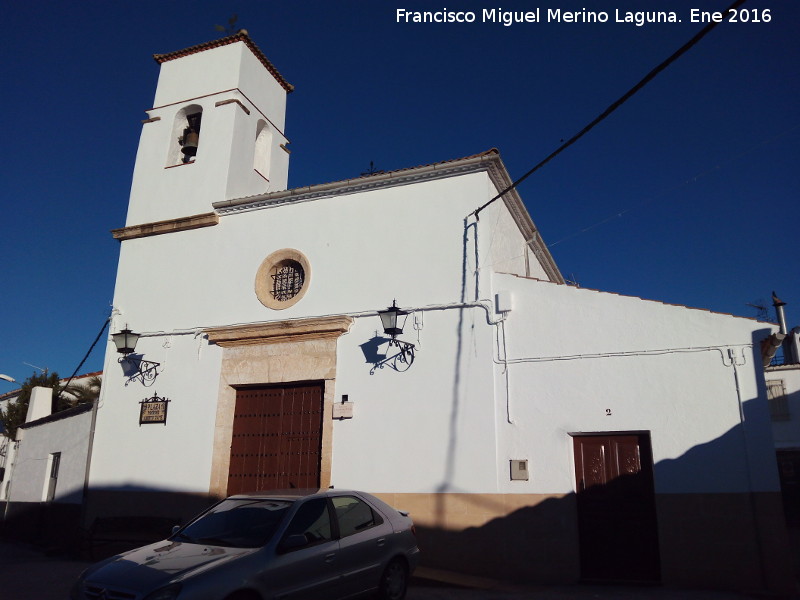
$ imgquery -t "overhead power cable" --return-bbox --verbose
[57,312,111,404]
[471,0,747,220]
[545,122,800,248]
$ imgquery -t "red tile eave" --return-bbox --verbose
[507,274,776,325]
[0,371,103,401]
[66,370,102,382]
[0,389,19,400]
[153,31,294,93]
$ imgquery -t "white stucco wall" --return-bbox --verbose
[96,162,555,497]
[89,333,223,492]
[116,172,513,333]
[491,272,780,495]
[477,197,549,281]
[25,386,52,423]
[331,304,497,493]
[9,407,94,504]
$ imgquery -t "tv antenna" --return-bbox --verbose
[745,299,769,322]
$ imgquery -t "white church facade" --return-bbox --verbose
[86,32,794,592]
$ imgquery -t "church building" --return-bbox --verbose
[87,32,794,593]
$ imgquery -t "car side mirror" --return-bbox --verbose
[280,534,308,552]
[171,525,181,536]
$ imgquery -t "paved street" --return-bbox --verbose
[0,541,791,600]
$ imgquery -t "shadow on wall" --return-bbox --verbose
[359,335,416,374]
[0,398,794,592]
[0,484,216,557]
[414,493,580,585]
[411,393,794,594]
[358,335,387,365]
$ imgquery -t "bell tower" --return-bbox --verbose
[122,31,293,227]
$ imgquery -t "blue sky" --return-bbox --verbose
[1,0,798,382]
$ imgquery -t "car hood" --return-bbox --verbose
[86,540,255,591]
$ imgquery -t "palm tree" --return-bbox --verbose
[1,370,64,439]
[58,375,102,410]
[0,372,103,439]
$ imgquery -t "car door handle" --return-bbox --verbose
[325,553,336,563]
[376,538,386,547]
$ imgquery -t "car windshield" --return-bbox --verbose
[173,498,294,548]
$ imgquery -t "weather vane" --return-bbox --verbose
[215,14,239,35]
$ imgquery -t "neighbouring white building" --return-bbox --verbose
[1,371,102,504]
[1,384,96,543]
[764,315,800,525]
[85,32,794,592]
[0,388,17,486]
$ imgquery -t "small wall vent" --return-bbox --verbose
[510,459,529,481]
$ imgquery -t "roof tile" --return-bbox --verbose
[153,30,294,93]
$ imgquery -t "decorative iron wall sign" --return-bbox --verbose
[139,392,170,425]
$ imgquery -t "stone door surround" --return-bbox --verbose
[205,315,353,498]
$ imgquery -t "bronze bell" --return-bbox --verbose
[181,128,199,157]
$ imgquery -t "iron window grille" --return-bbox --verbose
[767,379,790,421]
[271,262,305,301]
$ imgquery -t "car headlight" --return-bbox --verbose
[143,583,182,600]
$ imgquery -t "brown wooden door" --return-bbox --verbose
[227,383,323,495]
[573,433,660,583]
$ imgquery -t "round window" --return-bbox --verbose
[270,259,304,301]
[255,249,311,310]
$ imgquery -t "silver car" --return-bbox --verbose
[70,489,420,600]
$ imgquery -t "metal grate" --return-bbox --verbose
[767,379,790,421]
[271,262,304,301]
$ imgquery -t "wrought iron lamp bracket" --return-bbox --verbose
[119,355,161,386]
[370,338,416,375]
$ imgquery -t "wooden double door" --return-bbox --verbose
[573,433,660,583]
[227,382,324,495]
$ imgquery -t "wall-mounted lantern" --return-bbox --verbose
[112,327,140,355]
[372,300,416,375]
[378,300,409,338]
[112,326,160,386]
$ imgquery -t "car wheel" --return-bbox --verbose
[376,558,408,600]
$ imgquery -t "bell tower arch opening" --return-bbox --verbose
[253,119,272,180]
[167,104,203,167]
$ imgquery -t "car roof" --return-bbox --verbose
[227,488,365,501]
